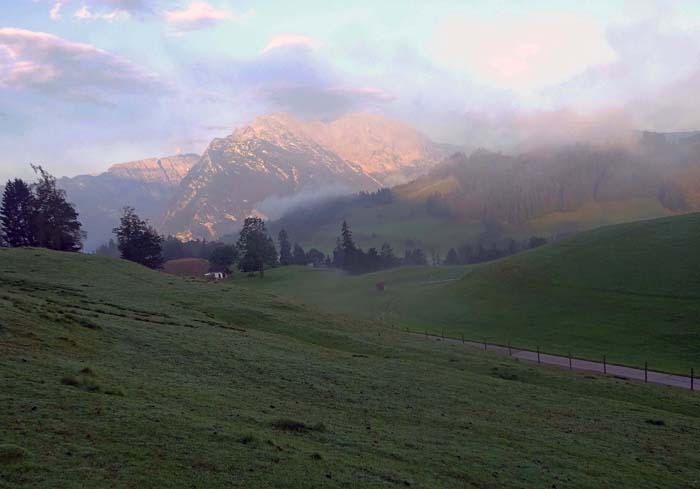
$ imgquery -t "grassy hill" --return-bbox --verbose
[236,212,700,373]
[1,248,700,487]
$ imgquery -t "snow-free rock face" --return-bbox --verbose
[161,120,380,240]
[58,154,199,251]
[160,113,453,240]
[107,154,199,185]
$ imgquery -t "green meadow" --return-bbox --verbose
[235,212,700,374]
[2,247,700,487]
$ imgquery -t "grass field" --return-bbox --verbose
[2,247,700,487]
[235,212,700,374]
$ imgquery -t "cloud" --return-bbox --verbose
[73,5,130,22]
[434,13,617,91]
[163,1,253,32]
[262,34,320,54]
[186,44,392,119]
[50,2,64,20]
[0,28,162,101]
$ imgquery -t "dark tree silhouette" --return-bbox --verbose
[278,229,293,266]
[31,166,83,252]
[0,178,36,247]
[236,217,277,277]
[306,248,325,267]
[113,207,163,269]
[444,248,460,265]
[293,243,306,265]
[95,239,120,258]
[209,245,238,269]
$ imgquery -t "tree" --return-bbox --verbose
[444,248,460,265]
[278,229,293,266]
[95,239,120,258]
[31,166,83,252]
[236,217,277,277]
[113,207,163,269]
[0,179,36,247]
[209,245,238,269]
[404,248,427,266]
[379,242,399,269]
[306,248,325,267]
[293,243,307,265]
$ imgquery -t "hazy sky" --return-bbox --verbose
[2,0,700,180]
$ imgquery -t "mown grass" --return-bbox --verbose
[1,247,699,488]
[235,212,700,373]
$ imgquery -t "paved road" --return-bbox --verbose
[415,333,696,391]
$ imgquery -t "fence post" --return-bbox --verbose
[644,362,648,383]
[603,355,607,375]
[537,346,541,364]
[483,339,487,351]
[425,330,428,339]
[568,352,572,370]
[692,368,695,392]
[461,332,464,344]
[508,341,512,356]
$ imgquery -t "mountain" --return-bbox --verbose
[271,132,700,253]
[162,113,450,240]
[58,154,199,251]
[274,112,455,184]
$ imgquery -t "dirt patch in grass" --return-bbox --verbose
[271,419,326,434]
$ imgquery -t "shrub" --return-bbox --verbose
[271,419,326,433]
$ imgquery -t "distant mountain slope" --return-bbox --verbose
[161,113,450,240]
[280,112,456,184]
[58,154,199,250]
[273,134,700,253]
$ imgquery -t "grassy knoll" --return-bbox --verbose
[1,248,699,487]
[236,213,700,373]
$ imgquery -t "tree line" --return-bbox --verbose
[1,167,84,251]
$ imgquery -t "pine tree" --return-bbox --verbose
[113,207,163,269]
[0,179,36,247]
[379,242,399,269]
[31,166,83,252]
[444,248,460,265]
[293,243,306,265]
[236,217,277,277]
[278,229,293,266]
[340,220,356,252]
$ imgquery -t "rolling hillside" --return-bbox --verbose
[272,133,700,254]
[1,248,699,487]
[238,212,700,373]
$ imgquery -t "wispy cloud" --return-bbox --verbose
[262,34,320,54]
[49,1,64,20]
[0,28,161,101]
[73,5,130,22]
[163,1,253,32]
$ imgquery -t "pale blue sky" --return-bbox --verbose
[2,0,700,180]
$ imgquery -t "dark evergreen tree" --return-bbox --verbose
[444,248,460,265]
[379,242,399,269]
[113,207,163,269]
[278,229,293,266]
[0,178,36,247]
[293,243,306,265]
[236,217,277,277]
[209,245,238,269]
[306,248,325,267]
[404,248,427,266]
[95,238,120,258]
[31,166,83,252]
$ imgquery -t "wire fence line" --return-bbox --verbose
[408,329,696,392]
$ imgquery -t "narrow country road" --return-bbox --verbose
[415,333,696,391]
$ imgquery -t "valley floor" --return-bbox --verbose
[1,248,700,488]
